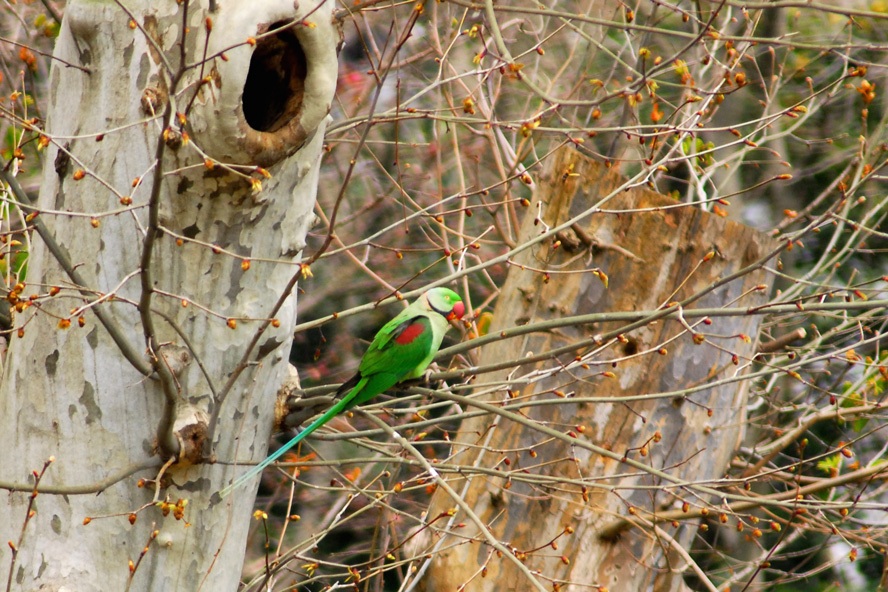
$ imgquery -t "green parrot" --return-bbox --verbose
[221,287,465,497]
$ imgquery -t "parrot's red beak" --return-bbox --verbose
[447,301,466,321]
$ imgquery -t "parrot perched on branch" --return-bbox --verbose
[221,287,465,497]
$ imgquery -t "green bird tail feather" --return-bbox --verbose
[219,386,360,498]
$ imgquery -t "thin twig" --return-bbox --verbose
[362,411,550,592]
[0,169,152,377]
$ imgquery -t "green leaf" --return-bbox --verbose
[816,453,842,476]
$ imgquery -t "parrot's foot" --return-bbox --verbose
[391,381,418,394]
[421,368,441,389]
[397,370,440,391]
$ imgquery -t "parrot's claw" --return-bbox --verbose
[421,364,448,390]
[396,370,441,391]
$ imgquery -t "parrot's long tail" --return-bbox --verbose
[219,394,354,498]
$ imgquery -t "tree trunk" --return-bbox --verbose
[420,148,776,591]
[0,1,337,590]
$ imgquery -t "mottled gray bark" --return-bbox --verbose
[0,1,337,590]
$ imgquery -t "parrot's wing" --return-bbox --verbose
[359,314,434,377]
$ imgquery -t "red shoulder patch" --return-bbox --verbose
[393,322,425,345]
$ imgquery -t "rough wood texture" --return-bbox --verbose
[0,2,337,590]
[420,148,776,591]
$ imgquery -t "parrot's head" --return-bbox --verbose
[425,287,465,322]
